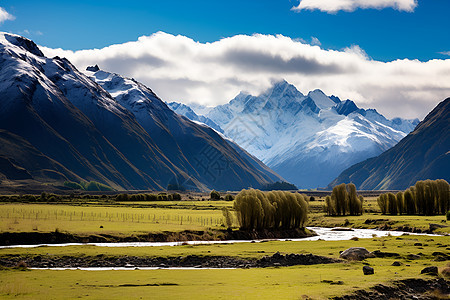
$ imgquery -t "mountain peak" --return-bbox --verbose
[86,65,100,72]
[0,32,44,57]
[306,89,336,110]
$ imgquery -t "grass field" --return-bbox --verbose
[1,197,449,235]
[0,203,234,235]
[1,235,449,299]
[0,196,449,299]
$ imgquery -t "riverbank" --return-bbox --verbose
[0,228,313,246]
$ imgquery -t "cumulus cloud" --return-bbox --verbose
[292,0,418,13]
[0,7,14,24]
[41,32,450,120]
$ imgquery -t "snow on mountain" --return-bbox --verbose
[170,80,419,189]
[167,102,224,133]
[0,32,284,191]
[85,67,284,190]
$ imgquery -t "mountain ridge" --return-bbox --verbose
[170,80,419,189]
[329,98,449,190]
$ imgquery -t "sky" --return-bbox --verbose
[1,0,450,119]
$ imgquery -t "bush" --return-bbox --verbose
[172,193,182,201]
[377,179,449,216]
[325,183,363,216]
[222,207,233,228]
[233,189,308,230]
[210,190,221,200]
[224,194,234,201]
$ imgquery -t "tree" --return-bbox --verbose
[210,190,221,200]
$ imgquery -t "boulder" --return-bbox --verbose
[340,247,375,261]
[421,266,438,276]
[392,261,402,266]
[363,266,374,275]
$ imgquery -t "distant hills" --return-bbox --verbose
[330,98,450,190]
[169,80,419,189]
[0,33,283,191]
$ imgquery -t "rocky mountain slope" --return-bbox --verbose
[330,98,449,190]
[0,33,283,191]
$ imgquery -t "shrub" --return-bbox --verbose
[172,193,182,201]
[326,183,363,216]
[377,179,449,216]
[210,190,221,200]
[224,194,234,201]
[233,189,308,230]
[222,207,233,228]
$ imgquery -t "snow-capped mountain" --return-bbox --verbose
[331,98,449,190]
[171,80,419,188]
[166,102,223,133]
[0,33,283,191]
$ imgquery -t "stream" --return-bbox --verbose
[0,227,437,249]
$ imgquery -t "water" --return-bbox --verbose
[0,227,436,249]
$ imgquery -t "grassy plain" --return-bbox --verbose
[0,196,449,299]
[1,235,449,299]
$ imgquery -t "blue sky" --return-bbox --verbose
[1,1,450,119]
[1,0,449,61]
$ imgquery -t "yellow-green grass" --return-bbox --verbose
[0,204,235,235]
[1,264,445,299]
[1,235,448,299]
[116,200,234,209]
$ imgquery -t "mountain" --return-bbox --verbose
[330,98,450,190]
[171,80,419,189]
[166,102,224,133]
[0,33,283,191]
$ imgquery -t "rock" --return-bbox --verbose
[421,266,438,276]
[86,65,100,72]
[392,261,402,266]
[363,266,374,275]
[371,250,400,258]
[429,223,448,231]
[407,254,421,260]
[340,247,375,261]
[414,243,423,246]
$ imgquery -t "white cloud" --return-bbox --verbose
[311,36,321,46]
[439,51,450,56]
[292,0,418,13]
[41,32,450,120]
[0,7,15,24]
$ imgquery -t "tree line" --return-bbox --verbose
[377,179,449,216]
[232,189,308,230]
[325,183,364,216]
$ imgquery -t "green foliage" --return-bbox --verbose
[63,181,84,190]
[325,183,363,216]
[261,181,297,191]
[210,190,221,200]
[224,194,234,201]
[377,179,449,216]
[222,207,233,228]
[233,189,308,230]
[64,180,114,192]
[171,193,182,201]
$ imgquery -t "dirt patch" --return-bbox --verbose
[333,278,449,300]
[0,252,340,269]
